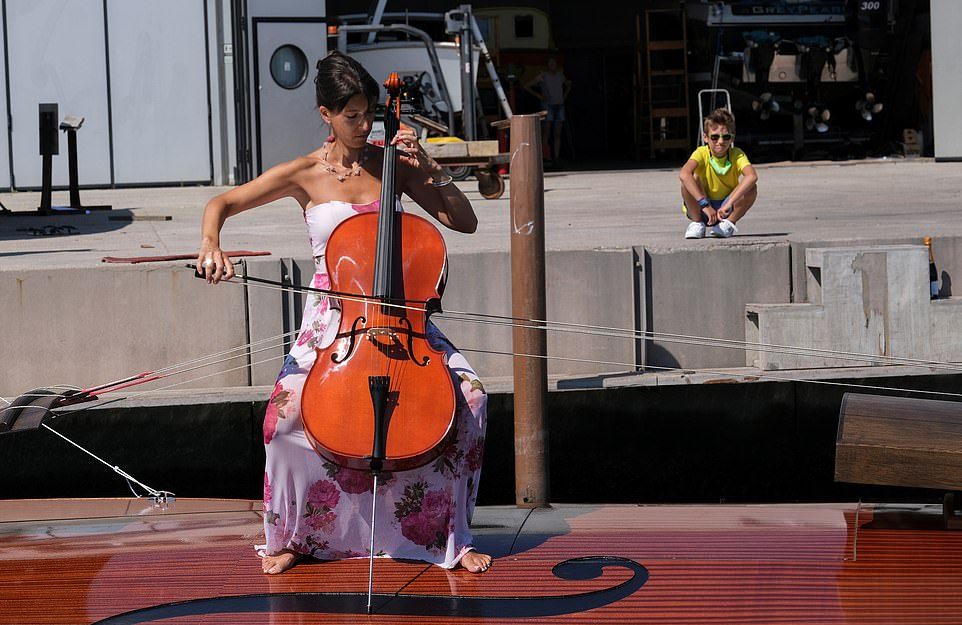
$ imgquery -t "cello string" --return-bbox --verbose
[12,335,291,421]
[29,349,292,500]
[71,328,299,397]
[438,313,962,374]
[41,345,292,423]
[455,347,962,400]
[21,325,958,451]
[224,276,962,374]
[29,272,950,418]
[438,307,962,372]
[108,347,290,404]
[442,306,962,371]
[147,329,296,377]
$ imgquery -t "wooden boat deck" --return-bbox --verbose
[1,498,961,624]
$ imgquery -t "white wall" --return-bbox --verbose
[7,0,112,188]
[4,0,218,189]
[931,0,962,161]
[209,0,236,185]
[0,19,9,190]
[107,0,212,184]
[1,0,331,189]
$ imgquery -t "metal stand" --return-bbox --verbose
[39,152,54,214]
[37,115,112,215]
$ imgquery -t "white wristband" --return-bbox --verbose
[431,173,454,188]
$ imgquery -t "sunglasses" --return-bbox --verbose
[709,133,733,142]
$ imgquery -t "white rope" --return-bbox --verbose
[0,335,296,420]
[40,422,165,497]
[440,312,962,374]
[31,349,292,501]
[457,347,962,399]
[228,275,962,375]
[13,272,960,431]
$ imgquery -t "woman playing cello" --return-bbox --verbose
[196,51,491,575]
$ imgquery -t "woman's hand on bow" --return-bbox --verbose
[196,241,235,284]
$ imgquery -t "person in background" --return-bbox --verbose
[679,108,758,238]
[524,56,572,166]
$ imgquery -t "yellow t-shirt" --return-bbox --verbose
[688,145,751,200]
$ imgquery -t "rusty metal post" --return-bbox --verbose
[509,114,549,508]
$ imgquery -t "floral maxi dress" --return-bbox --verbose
[260,199,487,568]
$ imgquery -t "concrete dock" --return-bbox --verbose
[2,157,961,263]
[2,157,962,391]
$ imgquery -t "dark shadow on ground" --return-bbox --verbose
[0,208,137,240]
[0,248,93,257]
[735,232,790,238]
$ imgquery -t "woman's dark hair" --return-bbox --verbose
[314,51,380,112]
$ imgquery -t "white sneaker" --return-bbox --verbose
[685,221,706,239]
[708,219,737,238]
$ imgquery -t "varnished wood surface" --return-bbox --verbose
[837,392,962,490]
[2,499,962,623]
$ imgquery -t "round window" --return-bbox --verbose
[269,45,308,90]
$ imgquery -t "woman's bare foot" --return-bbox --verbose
[459,550,492,573]
[262,549,302,575]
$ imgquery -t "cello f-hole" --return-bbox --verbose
[398,316,430,367]
[331,315,367,364]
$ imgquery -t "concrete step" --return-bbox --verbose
[747,245,962,370]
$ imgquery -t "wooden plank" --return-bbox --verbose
[423,140,499,159]
[836,393,962,490]
[839,414,962,449]
[838,394,962,449]
[836,444,962,490]
[648,40,685,50]
[6,501,962,624]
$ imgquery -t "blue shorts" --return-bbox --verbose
[682,197,726,219]
[544,104,566,122]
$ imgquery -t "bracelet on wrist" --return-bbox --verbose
[431,172,454,188]
[697,197,710,209]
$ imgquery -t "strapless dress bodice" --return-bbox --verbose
[303,198,402,265]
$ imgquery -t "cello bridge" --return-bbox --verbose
[366,327,398,341]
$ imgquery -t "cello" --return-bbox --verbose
[300,71,457,612]
[300,73,456,484]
